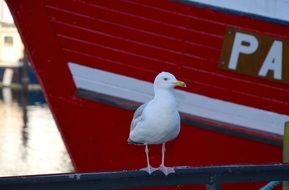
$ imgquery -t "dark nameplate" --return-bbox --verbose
[220,28,289,84]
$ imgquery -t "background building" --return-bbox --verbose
[0,0,23,67]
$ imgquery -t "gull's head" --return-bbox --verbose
[154,72,186,90]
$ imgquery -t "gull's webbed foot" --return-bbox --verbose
[140,166,157,175]
[158,165,175,176]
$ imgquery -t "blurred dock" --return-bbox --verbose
[0,164,289,190]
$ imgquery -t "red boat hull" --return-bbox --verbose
[6,0,289,189]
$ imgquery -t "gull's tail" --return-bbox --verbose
[127,138,143,145]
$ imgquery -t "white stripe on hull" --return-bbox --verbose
[187,0,289,23]
[69,62,289,135]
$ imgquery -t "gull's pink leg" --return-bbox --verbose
[159,143,175,176]
[140,144,157,174]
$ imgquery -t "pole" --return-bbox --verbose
[283,122,289,190]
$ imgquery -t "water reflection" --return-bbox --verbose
[0,87,74,177]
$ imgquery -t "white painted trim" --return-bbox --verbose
[187,0,289,23]
[2,68,13,86]
[69,62,289,135]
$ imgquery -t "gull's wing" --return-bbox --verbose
[130,102,148,132]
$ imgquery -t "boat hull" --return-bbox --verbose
[6,0,289,189]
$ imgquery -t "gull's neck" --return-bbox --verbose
[153,87,176,105]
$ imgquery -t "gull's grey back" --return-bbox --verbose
[130,102,148,132]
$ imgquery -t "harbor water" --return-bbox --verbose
[0,87,73,177]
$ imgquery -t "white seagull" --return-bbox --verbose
[128,72,186,175]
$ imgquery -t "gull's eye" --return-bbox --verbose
[164,77,168,81]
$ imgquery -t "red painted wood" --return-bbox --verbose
[5,0,288,189]
[43,0,289,115]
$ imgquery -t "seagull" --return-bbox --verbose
[128,72,186,176]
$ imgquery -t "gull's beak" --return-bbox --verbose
[175,80,186,87]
